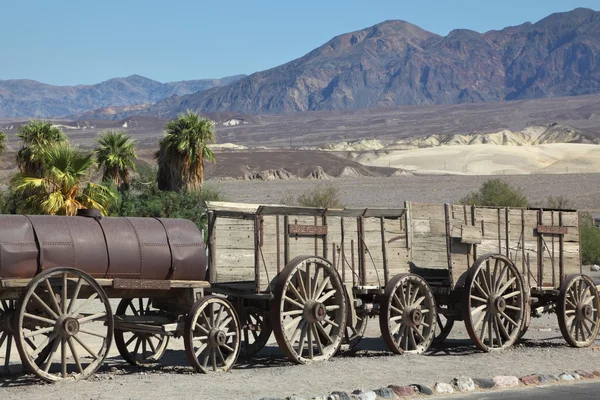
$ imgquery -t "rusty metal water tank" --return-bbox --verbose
[0,214,206,281]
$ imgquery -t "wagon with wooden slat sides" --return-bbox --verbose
[206,200,599,363]
[0,209,241,382]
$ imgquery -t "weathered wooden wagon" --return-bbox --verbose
[0,210,241,382]
[206,200,599,363]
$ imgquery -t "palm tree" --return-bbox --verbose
[95,130,138,191]
[155,111,216,192]
[16,120,67,176]
[12,142,116,216]
[0,130,6,159]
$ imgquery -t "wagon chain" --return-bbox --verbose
[358,233,382,288]
[258,246,272,293]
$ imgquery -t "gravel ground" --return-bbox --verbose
[3,311,600,400]
[3,175,600,399]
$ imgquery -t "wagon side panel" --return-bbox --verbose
[212,217,256,283]
[408,203,449,277]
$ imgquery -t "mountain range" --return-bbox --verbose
[1,8,599,119]
[0,74,244,118]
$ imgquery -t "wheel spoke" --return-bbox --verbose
[497,277,517,297]
[314,276,331,302]
[471,295,488,303]
[78,312,107,325]
[43,336,60,373]
[32,292,59,320]
[502,291,521,299]
[24,312,56,325]
[287,283,306,305]
[44,278,62,315]
[296,268,309,303]
[61,338,67,378]
[312,324,324,354]
[24,326,55,338]
[311,266,322,300]
[499,311,518,328]
[61,273,68,314]
[315,322,333,344]
[285,296,304,309]
[70,293,99,317]
[29,333,58,358]
[67,337,83,374]
[305,263,312,300]
[79,328,107,339]
[494,265,508,294]
[318,289,336,303]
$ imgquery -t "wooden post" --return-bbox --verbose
[380,217,389,285]
[444,203,454,286]
[254,215,261,293]
[314,216,318,256]
[551,211,556,288]
[359,217,366,286]
[537,209,543,286]
[341,217,346,283]
[276,215,281,273]
[497,208,502,254]
[351,239,356,286]
[505,208,510,258]
[284,215,290,266]
[405,202,413,265]
[521,209,526,280]
[208,211,217,283]
[559,212,564,283]
[322,215,328,260]
[471,205,478,260]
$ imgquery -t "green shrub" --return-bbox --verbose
[460,178,528,207]
[580,213,600,265]
[282,183,345,208]
[543,195,574,210]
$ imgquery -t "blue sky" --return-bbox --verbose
[0,0,597,85]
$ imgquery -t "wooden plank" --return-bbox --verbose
[208,211,217,283]
[288,224,328,236]
[537,225,569,235]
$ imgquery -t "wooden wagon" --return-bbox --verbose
[207,200,600,363]
[0,211,242,382]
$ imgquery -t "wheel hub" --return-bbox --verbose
[209,328,227,346]
[304,301,326,323]
[57,316,80,337]
[409,308,422,326]
[487,295,506,314]
[578,304,593,320]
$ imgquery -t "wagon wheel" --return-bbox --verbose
[0,300,19,374]
[114,298,170,366]
[463,254,525,352]
[380,273,437,354]
[184,296,240,373]
[433,310,455,345]
[239,307,272,359]
[340,310,368,353]
[14,267,113,382]
[271,256,346,363]
[557,274,600,348]
[518,296,531,340]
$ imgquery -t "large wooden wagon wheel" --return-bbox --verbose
[0,299,18,374]
[114,298,170,366]
[184,296,240,373]
[239,306,272,358]
[557,274,600,348]
[463,254,525,352]
[14,267,113,382]
[271,256,346,363]
[340,309,368,353]
[433,310,455,345]
[380,273,437,354]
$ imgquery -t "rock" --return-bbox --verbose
[538,374,559,383]
[408,384,433,395]
[591,264,600,272]
[372,388,394,398]
[331,392,351,400]
[452,376,475,392]
[387,385,416,397]
[350,390,376,400]
[472,378,496,389]
[287,397,308,400]
[573,373,581,380]
[558,373,575,381]
[520,375,540,385]
[576,370,594,379]
[492,376,520,388]
[592,370,600,378]
[327,395,339,400]
[433,382,454,394]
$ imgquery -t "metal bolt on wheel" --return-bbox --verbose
[14,267,113,382]
[271,256,347,363]
[380,273,437,354]
[558,274,600,348]
[114,298,169,366]
[184,296,240,373]
[463,254,525,352]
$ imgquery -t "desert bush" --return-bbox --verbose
[543,195,574,210]
[282,183,345,208]
[580,213,600,265]
[459,178,528,207]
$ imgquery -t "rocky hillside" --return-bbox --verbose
[136,8,600,118]
[0,74,245,118]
